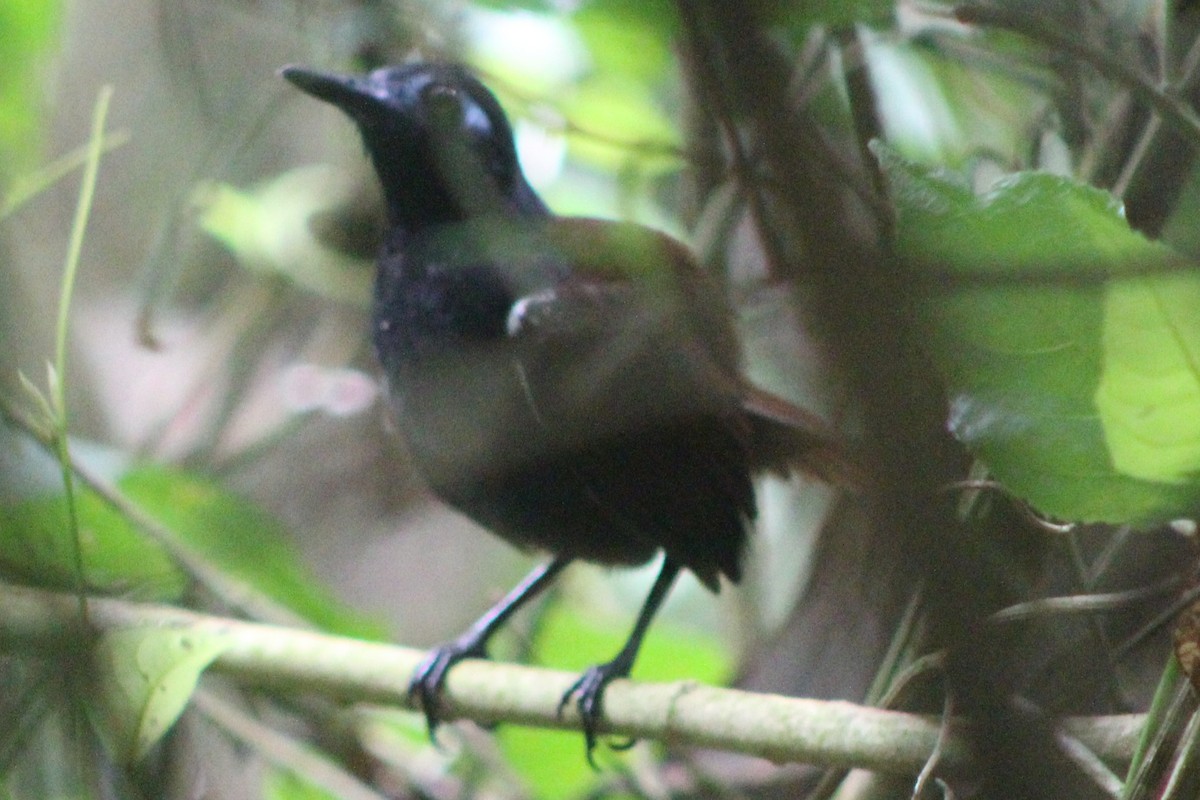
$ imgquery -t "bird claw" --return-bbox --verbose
[408,638,487,740]
[557,662,633,768]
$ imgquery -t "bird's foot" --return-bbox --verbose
[557,659,635,768]
[408,635,488,740]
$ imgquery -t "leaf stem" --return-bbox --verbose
[0,129,129,220]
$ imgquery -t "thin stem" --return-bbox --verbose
[0,130,129,220]
[912,693,954,798]
[989,578,1184,624]
[193,690,388,800]
[955,4,1200,151]
[51,85,114,625]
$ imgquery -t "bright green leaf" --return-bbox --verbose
[0,0,62,171]
[0,433,186,598]
[572,0,675,82]
[0,489,187,597]
[530,597,731,684]
[496,726,598,797]
[0,432,385,638]
[91,626,232,762]
[878,144,1200,522]
[559,77,680,176]
[1095,274,1200,482]
[263,768,341,800]
[193,165,375,306]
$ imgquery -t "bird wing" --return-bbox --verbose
[532,217,861,488]
[503,274,744,465]
[502,249,755,589]
[496,216,859,583]
[537,218,744,371]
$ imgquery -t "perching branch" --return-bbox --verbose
[0,581,1141,774]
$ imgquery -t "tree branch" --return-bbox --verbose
[0,581,1141,773]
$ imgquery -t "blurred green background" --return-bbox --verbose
[7,0,1200,798]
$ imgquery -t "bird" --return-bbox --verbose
[280,61,852,761]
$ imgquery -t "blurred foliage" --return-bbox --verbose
[5,0,1200,797]
[772,0,894,31]
[572,0,676,81]
[193,166,376,307]
[530,591,732,684]
[0,432,385,639]
[0,0,61,177]
[865,32,1052,167]
[263,770,342,800]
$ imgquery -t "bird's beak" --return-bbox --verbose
[280,66,383,120]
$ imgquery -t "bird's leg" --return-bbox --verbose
[558,558,681,765]
[410,556,571,737]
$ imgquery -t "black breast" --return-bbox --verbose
[372,248,514,370]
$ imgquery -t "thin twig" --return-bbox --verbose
[1115,583,1200,661]
[955,4,1200,151]
[912,693,954,798]
[1054,725,1123,798]
[51,85,115,626]
[989,578,1185,624]
[193,689,388,800]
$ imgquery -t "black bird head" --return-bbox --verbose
[282,63,547,230]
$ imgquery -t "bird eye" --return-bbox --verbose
[421,84,465,131]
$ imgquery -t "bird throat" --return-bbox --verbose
[367,132,506,231]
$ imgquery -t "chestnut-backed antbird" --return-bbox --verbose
[281,62,850,760]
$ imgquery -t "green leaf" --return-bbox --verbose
[559,76,680,175]
[877,144,1200,522]
[0,488,187,596]
[0,433,385,638]
[0,434,186,598]
[530,595,731,684]
[496,726,598,797]
[1095,274,1200,483]
[91,626,232,762]
[118,465,387,641]
[0,0,61,171]
[772,0,894,29]
[263,768,341,800]
[572,0,675,82]
[192,165,375,306]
